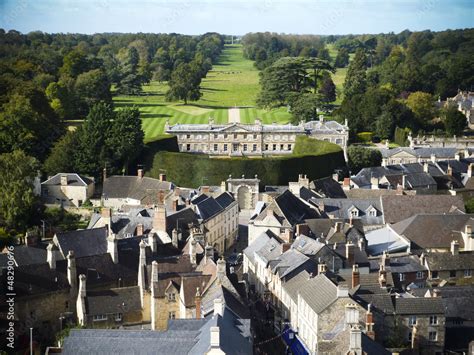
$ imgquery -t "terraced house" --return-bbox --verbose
[165,117,349,157]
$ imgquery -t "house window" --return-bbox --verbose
[186,134,191,139]
[464,269,472,277]
[368,209,376,217]
[233,143,239,151]
[280,144,284,150]
[253,134,257,139]
[213,144,218,151]
[408,316,417,326]
[43,188,49,196]
[449,270,456,278]
[243,134,247,139]
[115,313,123,322]
[168,311,176,319]
[416,271,424,279]
[93,314,107,321]
[223,144,228,151]
[430,316,438,325]
[224,134,228,139]
[243,144,248,151]
[429,331,437,342]
[234,133,238,139]
[431,271,439,279]
[336,138,343,145]
[253,144,257,151]
[399,273,406,282]
[350,209,359,217]
[265,144,269,151]
[214,134,218,139]
[186,144,191,151]
[287,144,291,151]
[168,293,176,302]
[273,144,277,151]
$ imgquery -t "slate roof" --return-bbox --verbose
[318,327,391,355]
[422,286,474,321]
[381,195,465,224]
[243,232,271,265]
[391,214,474,250]
[54,227,108,258]
[425,251,474,271]
[195,196,225,221]
[394,297,445,315]
[349,273,395,314]
[86,286,141,315]
[0,244,47,267]
[168,121,305,133]
[42,173,93,186]
[385,255,427,274]
[312,198,383,225]
[282,270,311,301]
[215,192,235,209]
[310,177,347,198]
[270,249,313,279]
[102,176,173,200]
[254,237,282,265]
[298,274,338,314]
[380,147,457,159]
[291,235,326,256]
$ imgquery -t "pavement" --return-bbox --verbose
[228,107,241,123]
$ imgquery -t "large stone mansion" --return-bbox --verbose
[165,117,349,157]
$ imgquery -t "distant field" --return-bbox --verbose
[113,44,291,141]
[326,43,353,104]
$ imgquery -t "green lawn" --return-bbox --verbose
[326,43,353,104]
[113,44,291,141]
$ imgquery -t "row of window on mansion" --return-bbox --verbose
[179,133,297,141]
[181,142,295,153]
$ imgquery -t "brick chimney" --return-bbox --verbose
[352,264,360,288]
[67,250,77,291]
[195,287,202,319]
[451,240,460,255]
[136,223,144,236]
[366,304,375,340]
[343,177,351,191]
[137,169,144,178]
[153,205,167,232]
[281,242,291,253]
[76,274,87,326]
[159,173,166,182]
[172,198,179,212]
[201,186,210,195]
[296,223,310,237]
[280,228,294,243]
[47,242,57,269]
[107,233,118,264]
[345,242,355,266]
[60,174,68,186]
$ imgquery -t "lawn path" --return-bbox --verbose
[228,107,241,123]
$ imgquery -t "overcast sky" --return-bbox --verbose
[0,0,472,35]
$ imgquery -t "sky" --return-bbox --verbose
[0,0,473,35]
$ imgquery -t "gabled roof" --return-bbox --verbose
[195,196,224,221]
[270,249,312,279]
[310,177,347,198]
[42,173,94,186]
[312,198,383,225]
[102,175,173,200]
[54,227,108,258]
[425,251,474,271]
[298,274,339,314]
[215,192,235,209]
[86,286,141,315]
[243,232,271,265]
[272,190,320,226]
[349,273,395,314]
[394,296,445,315]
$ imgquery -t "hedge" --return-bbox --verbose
[145,135,345,187]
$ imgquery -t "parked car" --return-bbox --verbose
[227,252,243,266]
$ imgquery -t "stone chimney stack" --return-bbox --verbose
[318,262,327,275]
[379,264,387,288]
[366,304,375,340]
[195,287,202,319]
[171,229,179,249]
[370,177,379,190]
[455,153,460,161]
[47,242,57,270]
[137,169,144,178]
[352,264,360,288]
[382,251,390,268]
[345,303,359,326]
[148,233,158,254]
[151,260,159,283]
[159,173,166,182]
[136,223,144,236]
[153,205,167,232]
[189,237,197,265]
[220,180,226,192]
[138,240,147,308]
[205,244,214,263]
[469,163,474,178]
[107,233,118,264]
[447,164,453,176]
[432,288,440,298]
[281,242,291,254]
[101,207,112,234]
[349,324,362,354]
[423,162,429,173]
[213,298,224,317]
[60,174,68,186]
[451,240,460,255]
[358,237,366,251]
[150,260,158,330]
[210,326,220,349]
[67,250,77,291]
[76,274,87,326]
[201,186,210,195]
[431,154,437,163]
[217,257,226,281]
[345,242,355,266]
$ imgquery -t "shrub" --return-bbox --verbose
[356,132,373,143]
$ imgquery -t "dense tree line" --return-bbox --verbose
[242,32,329,70]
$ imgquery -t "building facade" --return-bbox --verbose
[165,118,348,157]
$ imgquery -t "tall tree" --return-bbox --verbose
[406,91,436,127]
[443,105,467,136]
[319,75,336,103]
[43,131,79,175]
[334,48,350,68]
[166,62,202,104]
[343,48,367,99]
[116,47,143,95]
[0,150,39,230]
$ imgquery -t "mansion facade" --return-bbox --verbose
[165,118,349,157]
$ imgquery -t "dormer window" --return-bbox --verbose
[366,205,377,217]
[167,293,176,302]
[349,207,359,218]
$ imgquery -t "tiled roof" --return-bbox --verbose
[425,251,474,271]
[54,227,108,258]
[215,192,235,209]
[42,173,93,186]
[310,177,347,198]
[243,232,271,265]
[298,274,338,314]
[86,286,141,315]
[394,297,445,315]
[312,198,383,225]
[102,176,173,200]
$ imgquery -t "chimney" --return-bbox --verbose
[318,262,327,275]
[345,303,359,326]
[432,288,440,298]
[382,251,390,268]
[195,287,202,319]
[159,173,166,182]
[352,264,360,288]
[401,175,407,189]
[107,233,118,264]
[281,242,291,254]
[67,250,77,291]
[220,180,226,192]
[138,240,147,308]
[205,244,214,263]
[172,199,178,212]
[358,237,366,251]
[201,186,210,195]
[151,260,158,330]
[101,208,112,234]
[431,154,436,163]
[153,205,167,232]
[349,324,362,353]
[148,233,158,254]
[345,242,355,266]
[451,240,460,255]
[280,228,294,243]
[46,242,57,269]
[318,200,325,213]
[455,153,460,161]
[343,178,351,190]
[411,324,419,349]
[335,221,343,233]
[423,162,429,173]
[189,238,197,265]
[469,163,473,178]
[172,229,179,249]
[370,177,379,190]
[366,304,375,340]
[76,274,87,326]
[213,298,224,317]
[210,326,220,348]
[296,223,310,237]
[158,190,165,204]
[217,257,226,281]
[379,264,387,288]
[447,164,453,176]
[137,169,144,178]
[420,252,426,266]
[136,223,144,236]
[60,174,68,186]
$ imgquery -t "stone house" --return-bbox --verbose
[41,173,95,207]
